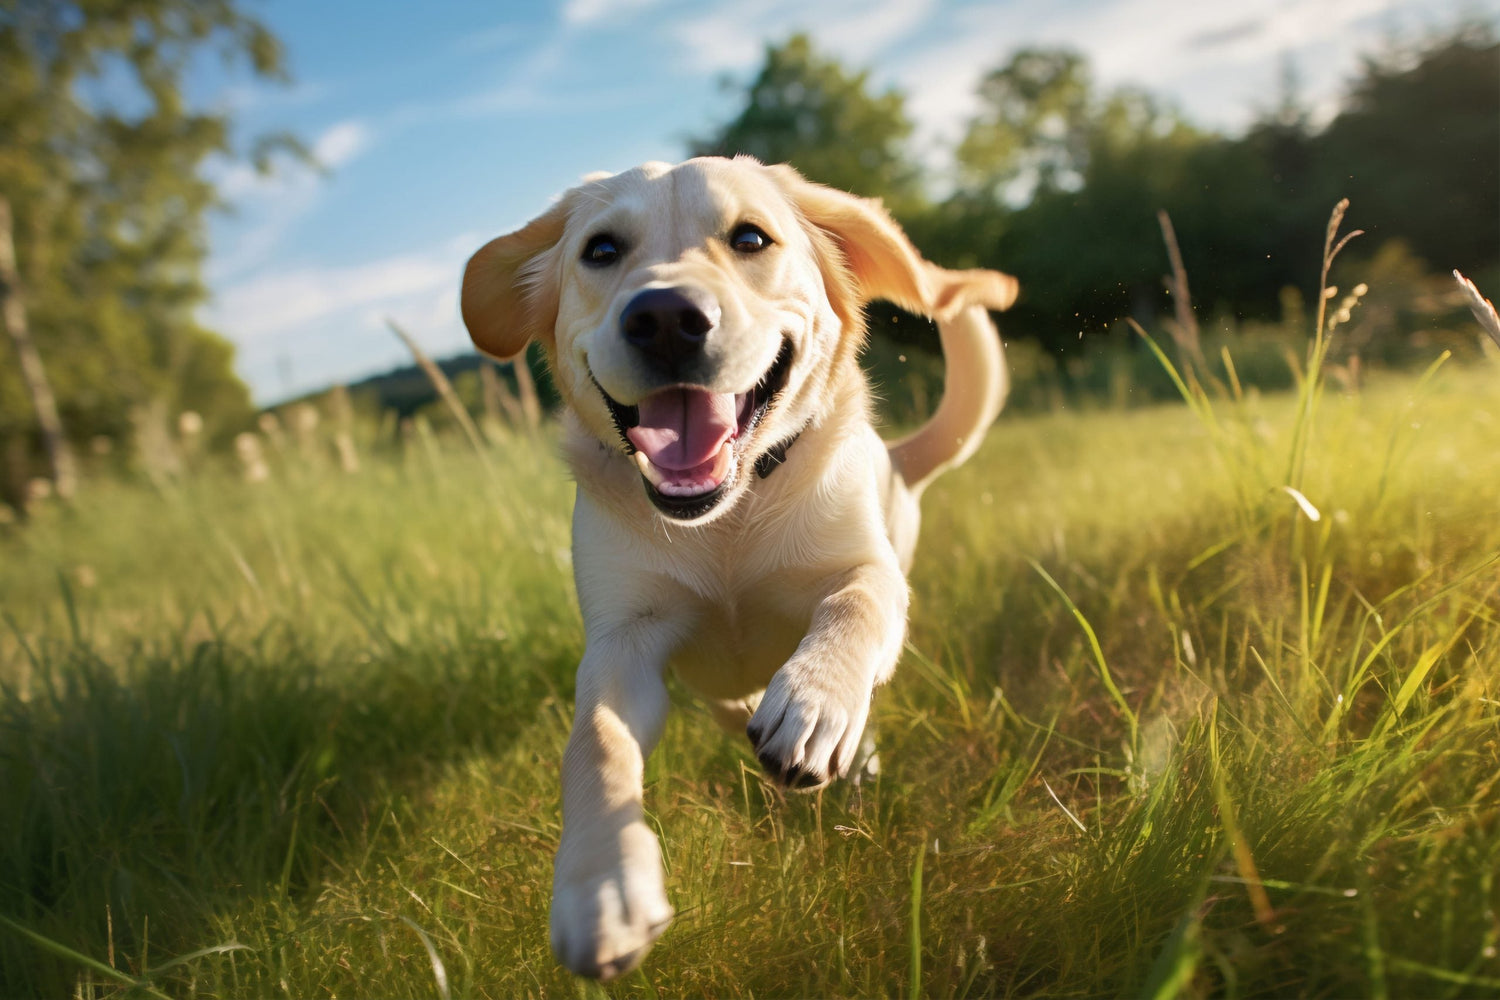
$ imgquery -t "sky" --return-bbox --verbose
[196,0,1499,404]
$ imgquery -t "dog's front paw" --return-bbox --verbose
[747,663,873,789]
[550,821,674,980]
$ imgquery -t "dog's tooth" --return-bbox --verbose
[634,451,666,488]
[711,443,732,481]
[638,442,733,500]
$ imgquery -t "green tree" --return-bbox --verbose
[949,47,1212,347]
[1315,25,1499,275]
[948,29,1500,355]
[692,34,924,214]
[956,48,1096,199]
[0,0,287,502]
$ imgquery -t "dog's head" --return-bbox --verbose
[462,156,1016,524]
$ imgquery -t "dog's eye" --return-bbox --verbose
[582,234,622,266]
[730,224,772,254]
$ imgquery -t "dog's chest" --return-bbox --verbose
[664,563,825,699]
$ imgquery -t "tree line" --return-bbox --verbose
[1,7,1495,511]
[696,28,1498,359]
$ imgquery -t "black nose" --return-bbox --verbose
[619,287,720,369]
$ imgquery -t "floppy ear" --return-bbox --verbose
[767,164,1018,324]
[461,198,570,361]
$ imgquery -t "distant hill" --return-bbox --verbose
[346,352,488,419]
[272,348,557,420]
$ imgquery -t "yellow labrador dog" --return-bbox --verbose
[461,156,1016,979]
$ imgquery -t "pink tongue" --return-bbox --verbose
[627,388,737,471]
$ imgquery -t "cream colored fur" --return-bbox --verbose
[461,156,1016,979]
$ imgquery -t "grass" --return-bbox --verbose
[2,334,1499,996]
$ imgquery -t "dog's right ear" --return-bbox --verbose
[461,198,571,361]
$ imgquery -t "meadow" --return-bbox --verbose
[2,315,1499,996]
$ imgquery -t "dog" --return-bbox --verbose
[461,156,1017,979]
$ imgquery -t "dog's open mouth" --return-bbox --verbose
[598,339,793,519]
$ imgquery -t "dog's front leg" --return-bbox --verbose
[550,626,676,980]
[748,559,907,788]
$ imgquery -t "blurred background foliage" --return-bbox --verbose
[0,0,297,508]
[0,5,1496,512]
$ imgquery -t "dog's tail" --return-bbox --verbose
[887,288,1011,494]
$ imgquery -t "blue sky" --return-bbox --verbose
[198,0,1498,403]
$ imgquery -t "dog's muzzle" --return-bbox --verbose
[593,338,795,521]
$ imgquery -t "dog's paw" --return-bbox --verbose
[550,821,674,980]
[747,663,873,789]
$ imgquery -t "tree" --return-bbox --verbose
[950,47,1212,347]
[945,27,1500,355]
[692,34,924,215]
[1315,25,1499,275]
[956,48,1096,200]
[0,194,74,498]
[0,0,286,504]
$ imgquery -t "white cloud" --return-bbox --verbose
[208,234,481,403]
[564,0,665,26]
[877,0,1485,177]
[1038,0,1395,88]
[213,118,373,199]
[214,78,331,116]
[210,236,473,344]
[672,0,939,74]
[210,158,272,202]
[207,163,322,281]
[313,120,372,169]
[206,118,375,282]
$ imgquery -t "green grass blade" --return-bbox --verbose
[1358,870,1389,1000]
[1248,646,1317,745]
[1028,558,1139,753]
[1385,957,1500,991]
[1137,893,1205,1000]
[1388,643,1444,718]
[400,916,452,1000]
[145,941,255,976]
[909,838,924,999]
[1129,319,1204,416]
[0,914,172,1000]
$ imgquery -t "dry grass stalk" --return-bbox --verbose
[333,433,359,474]
[234,432,269,483]
[131,398,183,485]
[1287,199,1361,494]
[386,318,492,459]
[1326,354,1362,393]
[1316,200,1363,340]
[328,385,360,473]
[512,350,543,430]
[1453,270,1500,350]
[290,403,321,456]
[479,360,527,427]
[257,412,285,452]
[1157,209,1205,374]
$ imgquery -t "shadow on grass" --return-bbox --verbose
[0,612,578,997]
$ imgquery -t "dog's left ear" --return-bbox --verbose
[768,164,1018,324]
[461,196,571,361]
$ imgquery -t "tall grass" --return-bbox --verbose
[2,256,1499,994]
